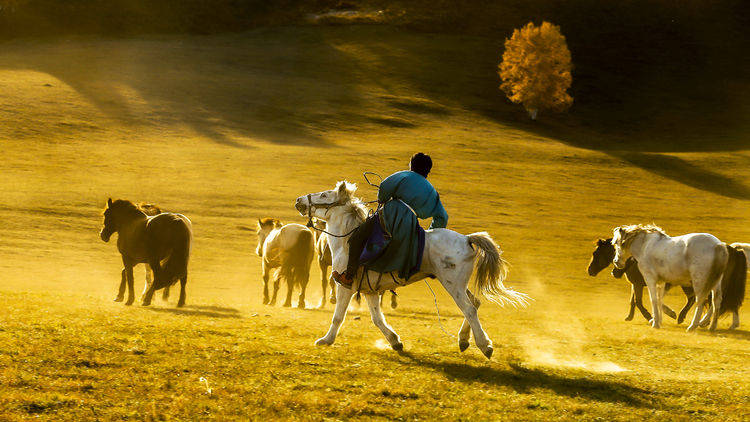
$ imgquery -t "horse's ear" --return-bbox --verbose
[107,198,113,207]
[597,238,606,246]
[338,182,347,194]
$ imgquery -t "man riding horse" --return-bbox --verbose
[332,152,449,287]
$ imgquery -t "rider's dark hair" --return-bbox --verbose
[410,153,432,177]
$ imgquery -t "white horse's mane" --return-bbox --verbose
[617,224,668,247]
[335,180,369,223]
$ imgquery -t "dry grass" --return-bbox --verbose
[0,25,749,420]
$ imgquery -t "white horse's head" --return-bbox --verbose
[295,181,357,221]
[612,226,631,269]
[256,218,281,256]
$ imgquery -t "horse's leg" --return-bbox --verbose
[124,263,135,306]
[365,293,402,351]
[315,284,354,346]
[677,286,695,324]
[729,309,740,330]
[448,287,493,358]
[708,285,723,331]
[625,284,636,321]
[390,291,398,309]
[177,276,187,308]
[142,257,163,306]
[141,266,152,303]
[318,260,327,309]
[162,284,170,301]
[700,294,713,327]
[270,270,281,306]
[633,282,652,322]
[687,290,710,332]
[297,271,308,309]
[662,304,677,320]
[328,270,337,304]
[458,290,480,352]
[261,263,270,305]
[282,267,294,307]
[660,283,678,320]
[115,268,127,302]
[643,276,662,328]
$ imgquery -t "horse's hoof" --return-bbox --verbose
[686,324,697,332]
[700,320,710,328]
[459,340,470,352]
[624,316,633,321]
[483,346,493,359]
[330,297,336,304]
[125,299,134,306]
[283,302,292,308]
[392,342,404,352]
[141,301,151,307]
[297,301,305,309]
[114,296,124,302]
[176,302,185,308]
[314,338,331,346]
[729,324,739,330]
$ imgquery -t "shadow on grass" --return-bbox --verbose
[710,329,750,341]
[182,304,240,313]
[400,352,652,407]
[143,306,242,319]
[613,152,750,200]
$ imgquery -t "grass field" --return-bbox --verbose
[1,25,749,420]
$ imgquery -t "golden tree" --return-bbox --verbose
[499,22,573,120]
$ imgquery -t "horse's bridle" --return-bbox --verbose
[304,193,359,238]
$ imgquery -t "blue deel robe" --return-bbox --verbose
[363,170,448,279]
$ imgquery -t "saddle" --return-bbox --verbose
[359,210,426,278]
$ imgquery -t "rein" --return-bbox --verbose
[305,172,383,238]
[305,193,360,238]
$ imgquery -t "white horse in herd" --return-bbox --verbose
[612,224,746,331]
[256,218,315,308]
[295,181,530,358]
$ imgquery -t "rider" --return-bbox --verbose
[332,152,448,287]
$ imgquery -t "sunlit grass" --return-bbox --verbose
[0,26,748,420]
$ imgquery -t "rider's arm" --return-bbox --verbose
[377,173,399,204]
[428,195,448,229]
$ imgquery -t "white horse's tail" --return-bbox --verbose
[467,232,530,308]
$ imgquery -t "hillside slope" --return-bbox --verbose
[0,26,749,420]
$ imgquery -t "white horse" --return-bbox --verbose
[256,218,315,308]
[295,181,530,358]
[612,225,746,331]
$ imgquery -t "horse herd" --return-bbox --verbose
[99,182,746,358]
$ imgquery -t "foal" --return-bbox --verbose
[588,238,695,323]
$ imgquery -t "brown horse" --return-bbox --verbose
[136,203,175,303]
[588,238,695,323]
[100,198,192,307]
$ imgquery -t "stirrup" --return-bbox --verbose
[332,271,354,288]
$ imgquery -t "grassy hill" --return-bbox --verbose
[0,25,749,420]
